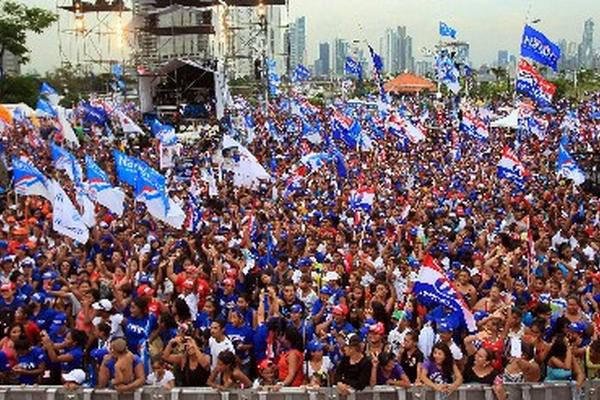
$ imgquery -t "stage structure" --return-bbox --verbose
[134,0,289,118]
[57,0,132,73]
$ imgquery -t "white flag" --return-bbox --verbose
[57,107,80,147]
[76,187,96,228]
[116,110,145,135]
[49,180,89,244]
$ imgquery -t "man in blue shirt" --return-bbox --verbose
[13,338,46,384]
[225,308,254,376]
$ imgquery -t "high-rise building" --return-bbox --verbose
[380,26,413,75]
[0,51,20,76]
[415,60,433,77]
[497,50,509,67]
[315,42,330,78]
[287,16,306,74]
[333,38,348,77]
[578,19,594,68]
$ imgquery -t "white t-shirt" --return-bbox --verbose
[435,336,464,361]
[306,356,332,380]
[209,336,235,370]
[146,370,175,387]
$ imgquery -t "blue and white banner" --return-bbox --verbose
[86,156,125,216]
[557,140,585,185]
[293,64,311,82]
[439,22,457,39]
[49,179,90,244]
[13,157,51,200]
[520,25,561,71]
[344,57,363,79]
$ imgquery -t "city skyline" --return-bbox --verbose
[18,0,600,75]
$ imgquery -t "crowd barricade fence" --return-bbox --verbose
[0,383,599,400]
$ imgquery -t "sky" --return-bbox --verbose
[22,0,600,74]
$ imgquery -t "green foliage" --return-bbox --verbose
[0,0,57,63]
[0,73,41,106]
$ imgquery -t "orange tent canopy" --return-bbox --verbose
[384,73,435,94]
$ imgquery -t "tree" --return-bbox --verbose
[0,73,41,106]
[0,0,57,64]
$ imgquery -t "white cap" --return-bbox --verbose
[325,271,340,281]
[62,369,86,384]
[92,299,113,312]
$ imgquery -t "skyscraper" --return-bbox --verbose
[315,42,330,78]
[287,16,306,74]
[497,50,509,67]
[578,19,594,68]
[380,26,413,75]
[333,38,348,77]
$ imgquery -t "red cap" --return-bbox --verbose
[136,285,155,297]
[0,282,14,291]
[257,359,274,371]
[332,304,348,316]
[223,278,235,287]
[369,322,385,335]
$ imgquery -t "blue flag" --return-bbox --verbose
[439,22,457,39]
[344,57,363,79]
[40,82,58,97]
[293,64,311,82]
[520,25,561,71]
[113,150,141,187]
[557,140,585,185]
[36,98,57,117]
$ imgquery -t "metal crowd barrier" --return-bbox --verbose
[0,383,599,400]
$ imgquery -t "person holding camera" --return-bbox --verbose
[162,334,210,387]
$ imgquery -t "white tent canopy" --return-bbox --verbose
[490,109,519,129]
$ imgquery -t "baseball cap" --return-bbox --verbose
[568,321,587,334]
[437,321,453,333]
[137,285,155,297]
[62,369,86,384]
[0,282,14,291]
[257,359,274,371]
[369,322,385,335]
[307,339,324,353]
[325,271,340,281]
[332,304,348,316]
[320,286,334,296]
[42,271,58,281]
[391,310,405,320]
[92,299,113,312]
[31,292,46,303]
[290,304,303,314]
[49,312,67,334]
[345,333,361,347]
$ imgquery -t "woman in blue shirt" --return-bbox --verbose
[124,297,156,374]
[41,329,87,374]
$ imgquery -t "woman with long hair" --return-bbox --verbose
[463,348,506,400]
[544,334,584,386]
[419,342,463,396]
[0,323,25,367]
[163,335,211,387]
[207,350,252,390]
[398,330,423,383]
[277,326,305,387]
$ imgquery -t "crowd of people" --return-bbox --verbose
[0,86,598,400]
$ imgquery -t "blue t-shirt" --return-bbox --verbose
[225,323,254,364]
[15,347,45,384]
[0,297,24,313]
[61,346,84,372]
[194,312,213,331]
[31,308,57,331]
[125,314,157,354]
